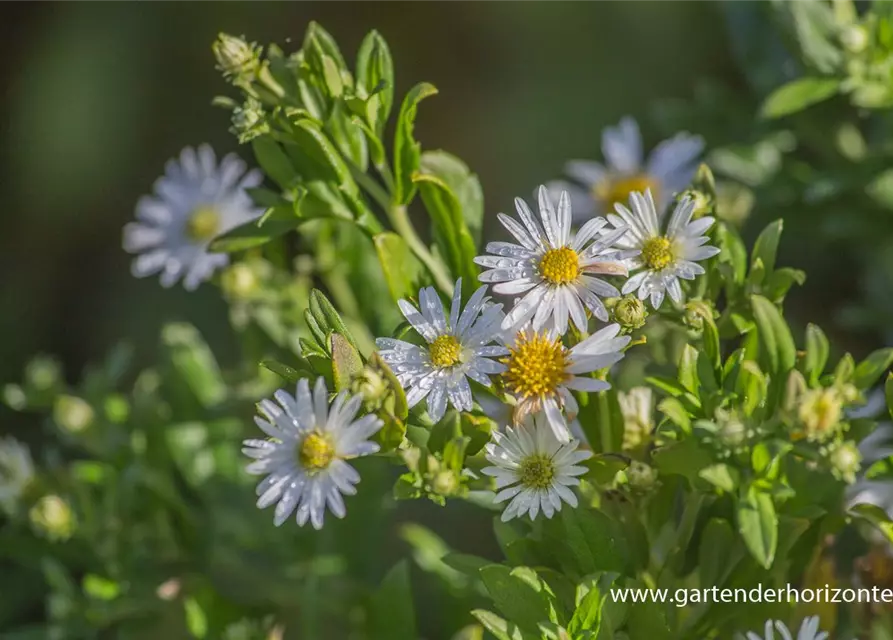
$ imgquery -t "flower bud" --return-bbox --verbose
[432,470,460,496]
[612,295,648,331]
[683,300,714,333]
[626,461,657,491]
[213,33,261,84]
[619,387,653,450]
[828,441,861,484]
[231,97,269,144]
[221,262,260,300]
[798,388,844,441]
[53,395,94,433]
[841,24,869,54]
[0,437,34,514]
[30,494,75,541]
[679,189,712,220]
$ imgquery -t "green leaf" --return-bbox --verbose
[737,360,767,417]
[652,440,713,484]
[751,295,796,375]
[470,610,526,640]
[479,565,552,633]
[626,599,672,640]
[209,205,299,253]
[699,464,739,493]
[761,77,840,119]
[413,172,479,286]
[373,232,426,302]
[309,289,360,353]
[849,502,893,545]
[803,324,829,385]
[260,359,313,384]
[699,518,737,586]
[369,561,416,640]
[356,30,394,136]
[762,267,806,303]
[568,585,604,635]
[887,373,893,420]
[853,348,893,390]
[678,344,700,395]
[737,486,778,569]
[394,82,438,204]
[419,150,484,244]
[330,333,363,391]
[184,597,208,639]
[750,219,783,275]
[251,137,296,190]
[161,323,225,410]
[82,575,120,601]
[290,119,359,198]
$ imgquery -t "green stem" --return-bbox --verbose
[388,204,454,295]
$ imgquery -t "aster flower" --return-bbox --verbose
[375,279,508,423]
[482,415,591,522]
[123,145,264,291]
[501,323,630,442]
[475,186,634,335]
[242,378,382,530]
[548,116,703,220]
[0,436,34,514]
[605,189,720,309]
[739,616,829,640]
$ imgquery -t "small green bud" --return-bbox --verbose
[683,300,714,332]
[0,437,34,514]
[612,295,648,331]
[625,461,657,491]
[841,24,869,54]
[53,395,95,433]
[213,33,261,85]
[798,388,844,442]
[30,495,76,541]
[432,470,460,496]
[350,366,389,412]
[679,188,712,220]
[828,441,861,484]
[221,262,260,300]
[25,355,62,391]
[715,409,748,450]
[230,97,269,144]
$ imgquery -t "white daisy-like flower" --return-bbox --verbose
[604,189,719,309]
[375,279,508,423]
[0,436,34,514]
[242,377,382,530]
[501,323,630,442]
[123,144,264,291]
[475,186,634,335]
[740,616,829,640]
[547,116,703,221]
[482,415,591,522]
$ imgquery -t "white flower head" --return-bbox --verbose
[0,437,34,514]
[482,415,591,522]
[375,279,508,423]
[242,377,382,530]
[124,145,264,291]
[501,323,630,442]
[741,616,829,640]
[548,116,703,221]
[606,189,719,309]
[475,186,634,335]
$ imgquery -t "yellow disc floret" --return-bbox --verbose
[298,431,335,472]
[502,332,568,398]
[518,454,556,489]
[539,247,581,285]
[596,174,659,209]
[429,335,462,368]
[641,236,675,271]
[186,205,221,241]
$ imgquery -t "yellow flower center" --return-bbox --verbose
[641,236,675,271]
[538,247,580,285]
[519,454,556,489]
[298,431,335,472]
[186,206,221,241]
[429,335,462,368]
[595,174,659,209]
[502,332,568,398]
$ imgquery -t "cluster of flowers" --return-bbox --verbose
[112,120,719,530]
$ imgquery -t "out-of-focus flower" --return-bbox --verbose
[123,145,263,291]
[548,117,703,220]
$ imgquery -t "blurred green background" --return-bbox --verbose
[0,3,882,637]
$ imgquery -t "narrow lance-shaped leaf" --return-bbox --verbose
[393,82,438,205]
[356,30,394,136]
[373,232,426,302]
[761,77,840,119]
[419,150,484,245]
[737,485,778,569]
[309,289,361,353]
[750,219,783,275]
